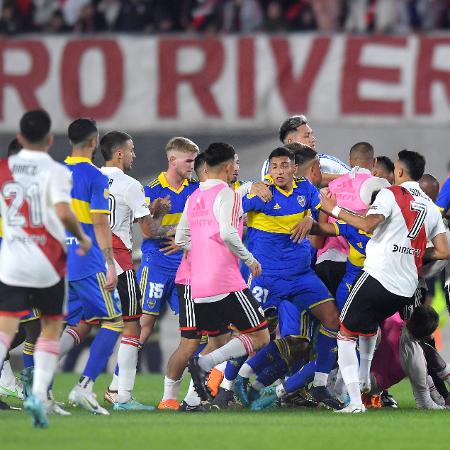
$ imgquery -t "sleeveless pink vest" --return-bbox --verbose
[188,183,247,298]
[371,313,405,390]
[175,253,191,285]
[317,170,372,259]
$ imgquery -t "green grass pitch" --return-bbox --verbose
[0,373,448,450]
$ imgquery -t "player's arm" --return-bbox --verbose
[50,165,91,255]
[174,200,191,251]
[237,182,272,203]
[320,172,341,188]
[319,188,387,234]
[309,220,339,237]
[91,174,117,291]
[424,208,450,262]
[217,189,261,277]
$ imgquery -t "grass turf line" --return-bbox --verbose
[0,373,448,450]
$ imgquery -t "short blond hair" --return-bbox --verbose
[166,137,199,154]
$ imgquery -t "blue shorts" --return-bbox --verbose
[20,307,40,323]
[335,270,362,312]
[277,300,317,339]
[66,272,122,326]
[137,263,179,316]
[249,270,333,312]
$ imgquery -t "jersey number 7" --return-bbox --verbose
[407,201,427,240]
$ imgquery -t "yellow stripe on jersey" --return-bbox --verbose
[96,272,115,318]
[71,199,93,224]
[348,245,365,268]
[139,266,149,299]
[90,209,110,215]
[162,212,183,227]
[247,210,308,234]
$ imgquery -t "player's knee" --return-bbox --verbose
[251,328,270,350]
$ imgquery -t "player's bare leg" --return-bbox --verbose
[139,314,157,344]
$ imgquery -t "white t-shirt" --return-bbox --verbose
[365,181,447,297]
[0,150,72,288]
[100,166,149,251]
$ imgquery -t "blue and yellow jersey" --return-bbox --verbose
[64,156,110,281]
[141,172,198,272]
[436,178,450,215]
[0,216,2,245]
[333,221,371,279]
[242,177,320,277]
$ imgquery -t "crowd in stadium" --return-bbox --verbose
[2,0,450,35]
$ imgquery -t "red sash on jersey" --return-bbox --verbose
[0,159,66,277]
[388,185,427,272]
[112,233,133,272]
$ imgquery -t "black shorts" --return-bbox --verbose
[340,272,411,336]
[194,289,267,336]
[315,260,346,297]
[117,270,142,321]
[177,284,229,339]
[0,278,66,319]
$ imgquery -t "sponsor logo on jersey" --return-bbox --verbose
[392,244,421,256]
[297,196,306,207]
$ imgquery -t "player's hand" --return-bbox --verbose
[160,233,181,255]
[104,264,118,292]
[247,259,262,278]
[250,182,272,202]
[76,234,92,256]
[290,216,314,243]
[319,189,337,215]
[150,195,171,218]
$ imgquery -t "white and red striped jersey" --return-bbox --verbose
[100,166,149,273]
[365,181,446,297]
[0,150,72,287]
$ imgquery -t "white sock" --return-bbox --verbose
[251,380,265,391]
[0,332,11,369]
[337,333,362,406]
[117,336,140,403]
[313,372,328,387]
[162,376,182,401]
[220,377,234,391]
[198,336,253,372]
[358,334,377,385]
[183,379,201,406]
[59,328,80,359]
[238,362,255,379]
[33,338,59,401]
[275,384,286,398]
[0,360,15,386]
[109,373,119,391]
[214,361,227,372]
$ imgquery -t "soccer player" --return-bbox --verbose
[0,109,91,427]
[176,142,269,401]
[320,149,449,413]
[373,155,395,185]
[63,119,124,415]
[244,146,342,408]
[100,131,169,410]
[436,176,450,217]
[261,115,350,185]
[138,137,199,348]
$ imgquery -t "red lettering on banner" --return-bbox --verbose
[61,39,123,119]
[238,37,255,118]
[0,40,49,119]
[341,37,406,115]
[158,39,224,118]
[270,37,330,113]
[415,37,450,114]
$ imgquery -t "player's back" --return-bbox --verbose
[64,157,110,281]
[365,182,445,297]
[0,150,70,287]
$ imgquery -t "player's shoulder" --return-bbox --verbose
[294,177,316,193]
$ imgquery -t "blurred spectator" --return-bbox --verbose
[222,0,263,33]
[263,1,288,32]
[33,0,58,29]
[97,0,121,30]
[345,0,369,32]
[63,0,91,26]
[45,9,72,33]
[0,2,23,34]
[74,2,107,32]
[114,0,152,32]
[312,0,342,31]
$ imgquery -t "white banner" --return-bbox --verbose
[0,34,450,133]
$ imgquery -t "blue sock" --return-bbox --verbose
[195,342,207,357]
[256,358,289,387]
[284,360,316,393]
[224,355,247,381]
[247,341,281,373]
[23,341,35,368]
[315,325,337,375]
[83,327,121,381]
